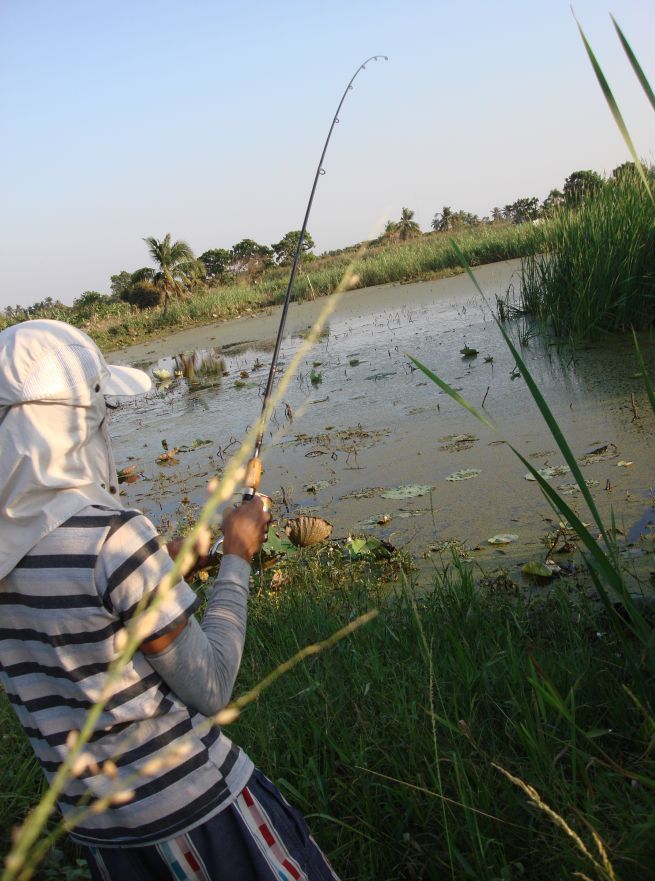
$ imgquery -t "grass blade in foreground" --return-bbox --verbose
[409,243,654,664]
[611,14,655,113]
[406,353,625,600]
[450,241,610,546]
[631,328,655,418]
[573,12,654,203]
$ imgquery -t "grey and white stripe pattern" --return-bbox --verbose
[0,505,253,846]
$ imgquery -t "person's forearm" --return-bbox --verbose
[146,555,251,716]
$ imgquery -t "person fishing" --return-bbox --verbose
[0,319,340,880]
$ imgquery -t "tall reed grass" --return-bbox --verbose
[519,175,655,338]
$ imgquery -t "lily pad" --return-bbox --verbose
[488,534,519,545]
[358,513,393,528]
[345,536,393,560]
[439,434,478,453]
[446,469,481,482]
[381,484,433,499]
[522,560,558,578]
[262,530,297,557]
[556,479,599,495]
[524,465,570,481]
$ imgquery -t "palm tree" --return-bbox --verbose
[143,234,201,315]
[432,206,454,232]
[396,207,421,241]
[383,219,399,240]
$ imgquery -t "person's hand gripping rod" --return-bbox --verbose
[210,457,270,557]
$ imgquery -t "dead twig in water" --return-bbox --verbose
[482,385,490,408]
[280,486,292,513]
[630,392,640,421]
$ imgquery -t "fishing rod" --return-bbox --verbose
[213,55,388,548]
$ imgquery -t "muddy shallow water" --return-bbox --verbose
[108,260,655,581]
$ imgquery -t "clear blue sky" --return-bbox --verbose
[0,0,653,308]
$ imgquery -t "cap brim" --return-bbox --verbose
[104,364,152,397]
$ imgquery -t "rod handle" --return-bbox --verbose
[243,457,262,495]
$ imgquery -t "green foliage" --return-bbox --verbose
[119,280,161,309]
[270,230,315,265]
[231,562,654,881]
[503,197,540,223]
[79,221,542,350]
[5,562,654,878]
[230,239,273,279]
[432,206,453,231]
[519,172,655,337]
[563,169,603,207]
[109,271,133,298]
[199,248,231,281]
[143,233,198,314]
[433,207,480,231]
[541,188,564,215]
[395,207,421,240]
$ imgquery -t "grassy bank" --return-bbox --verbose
[2,554,653,880]
[0,222,542,352]
[518,175,655,339]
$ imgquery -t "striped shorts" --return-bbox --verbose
[85,769,341,881]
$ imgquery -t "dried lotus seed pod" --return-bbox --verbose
[285,516,333,548]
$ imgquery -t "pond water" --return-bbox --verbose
[108,259,655,581]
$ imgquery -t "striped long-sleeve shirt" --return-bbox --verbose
[0,505,253,846]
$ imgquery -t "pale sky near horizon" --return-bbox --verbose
[1,0,653,309]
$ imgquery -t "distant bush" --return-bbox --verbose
[119,281,161,309]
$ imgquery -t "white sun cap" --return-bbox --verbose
[0,319,152,407]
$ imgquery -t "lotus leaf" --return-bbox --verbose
[346,537,393,560]
[262,531,297,557]
[381,484,433,499]
[446,469,481,482]
[524,465,570,481]
[522,561,558,578]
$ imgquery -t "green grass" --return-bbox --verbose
[519,173,655,339]
[232,557,655,880]
[2,559,654,879]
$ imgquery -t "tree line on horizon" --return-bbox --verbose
[1,162,648,323]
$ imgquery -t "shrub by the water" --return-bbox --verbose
[119,280,161,310]
[519,173,655,338]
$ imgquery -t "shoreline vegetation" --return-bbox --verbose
[2,165,651,354]
[4,222,544,354]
